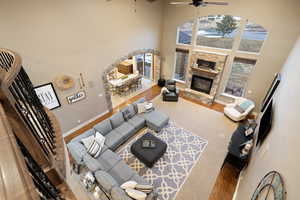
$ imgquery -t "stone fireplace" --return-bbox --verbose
[183,51,228,105]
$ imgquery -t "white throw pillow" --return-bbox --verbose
[125,189,147,200]
[81,133,104,158]
[120,181,137,190]
[136,102,147,114]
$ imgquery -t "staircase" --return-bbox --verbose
[0,48,72,199]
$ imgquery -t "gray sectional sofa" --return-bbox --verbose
[67,98,169,200]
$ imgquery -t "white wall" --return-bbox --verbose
[235,35,300,199]
[0,0,163,132]
[160,0,300,106]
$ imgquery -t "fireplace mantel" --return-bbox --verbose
[191,67,219,76]
[182,51,228,105]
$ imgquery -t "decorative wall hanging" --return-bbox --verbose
[66,90,86,104]
[53,75,75,91]
[79,73,85,89]
[251,171,286,200]
[34,83,61,110]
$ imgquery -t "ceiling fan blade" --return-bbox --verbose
[169,1,192,5]
[203,2,229,5]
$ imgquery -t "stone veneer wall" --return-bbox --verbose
[183,51,227,105]
[102,49,161,111]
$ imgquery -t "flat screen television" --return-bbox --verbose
[261,73,281,112]
[256,73,281,146]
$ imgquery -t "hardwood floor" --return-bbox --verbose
[64,85,238,200]
[208,163,239,200]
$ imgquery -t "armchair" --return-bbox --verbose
[162,80,179,102]
[224,97,255,122]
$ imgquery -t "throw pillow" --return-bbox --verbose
[81,134,103,158]
[95,132,105,149]
[161,87,170,94]
[234,105,245,114]
[123,109,131,121]
[136,102,147,114]
[125,189,147,200]
[135,184,154,194]
[239,100,252,110]
[120,181,137,190]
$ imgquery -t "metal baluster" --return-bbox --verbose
[9,86,50,156]
[16,74,56,144]
[10,82,55,155]
[16,137,63,200]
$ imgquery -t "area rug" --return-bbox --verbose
[117,121,208,200]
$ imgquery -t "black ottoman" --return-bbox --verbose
[131,133,167,168]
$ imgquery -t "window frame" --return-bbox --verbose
[173,48,190,83]
[174,16,268,99]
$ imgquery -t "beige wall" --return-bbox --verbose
[0,0,163,133]
[235,35,300,199]
[160,0,300,106]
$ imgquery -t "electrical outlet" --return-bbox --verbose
[77,120,81,124]
[98,93,103,97]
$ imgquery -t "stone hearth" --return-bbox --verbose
[183,51,227,105]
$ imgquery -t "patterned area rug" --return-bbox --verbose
[117,121,208,200]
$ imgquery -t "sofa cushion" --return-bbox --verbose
[127,116,146,131]
[105,130,124,150]
[67,142,87,165]
[109,160,137,185]
[83,153,105,172]
[110,112,125,128]
[93,119,113,136]
[95,170,118,193]
[111,187,132,200]
[121,104,136,120]
[70,129,95,143]
[114,122,136,141]
[96,149,122,172]
[131,174,149,185]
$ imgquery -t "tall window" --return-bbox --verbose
[174,49,189,82]
[225,58,256,97]
[197,15,241,49]
[238,20,268,53]
[174,16,267,98]
[177,20,194,45]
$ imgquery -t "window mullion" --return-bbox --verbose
[232,18,247,52]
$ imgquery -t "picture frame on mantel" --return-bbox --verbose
[34,83,61,110]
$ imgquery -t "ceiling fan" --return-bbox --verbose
[170,0,229,7]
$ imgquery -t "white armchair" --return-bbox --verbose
[224,97,255,122]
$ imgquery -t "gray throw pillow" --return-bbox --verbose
[123,109,131,121]
[234,105,245,114]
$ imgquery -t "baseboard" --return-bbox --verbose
[63,110,109,137]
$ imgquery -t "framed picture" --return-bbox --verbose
[34,83,61,110]
[66,90,86,104]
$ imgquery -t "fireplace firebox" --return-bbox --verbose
[191,75,213,94]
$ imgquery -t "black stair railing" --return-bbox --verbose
[0,49,56,158]
[16,137,63,200]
